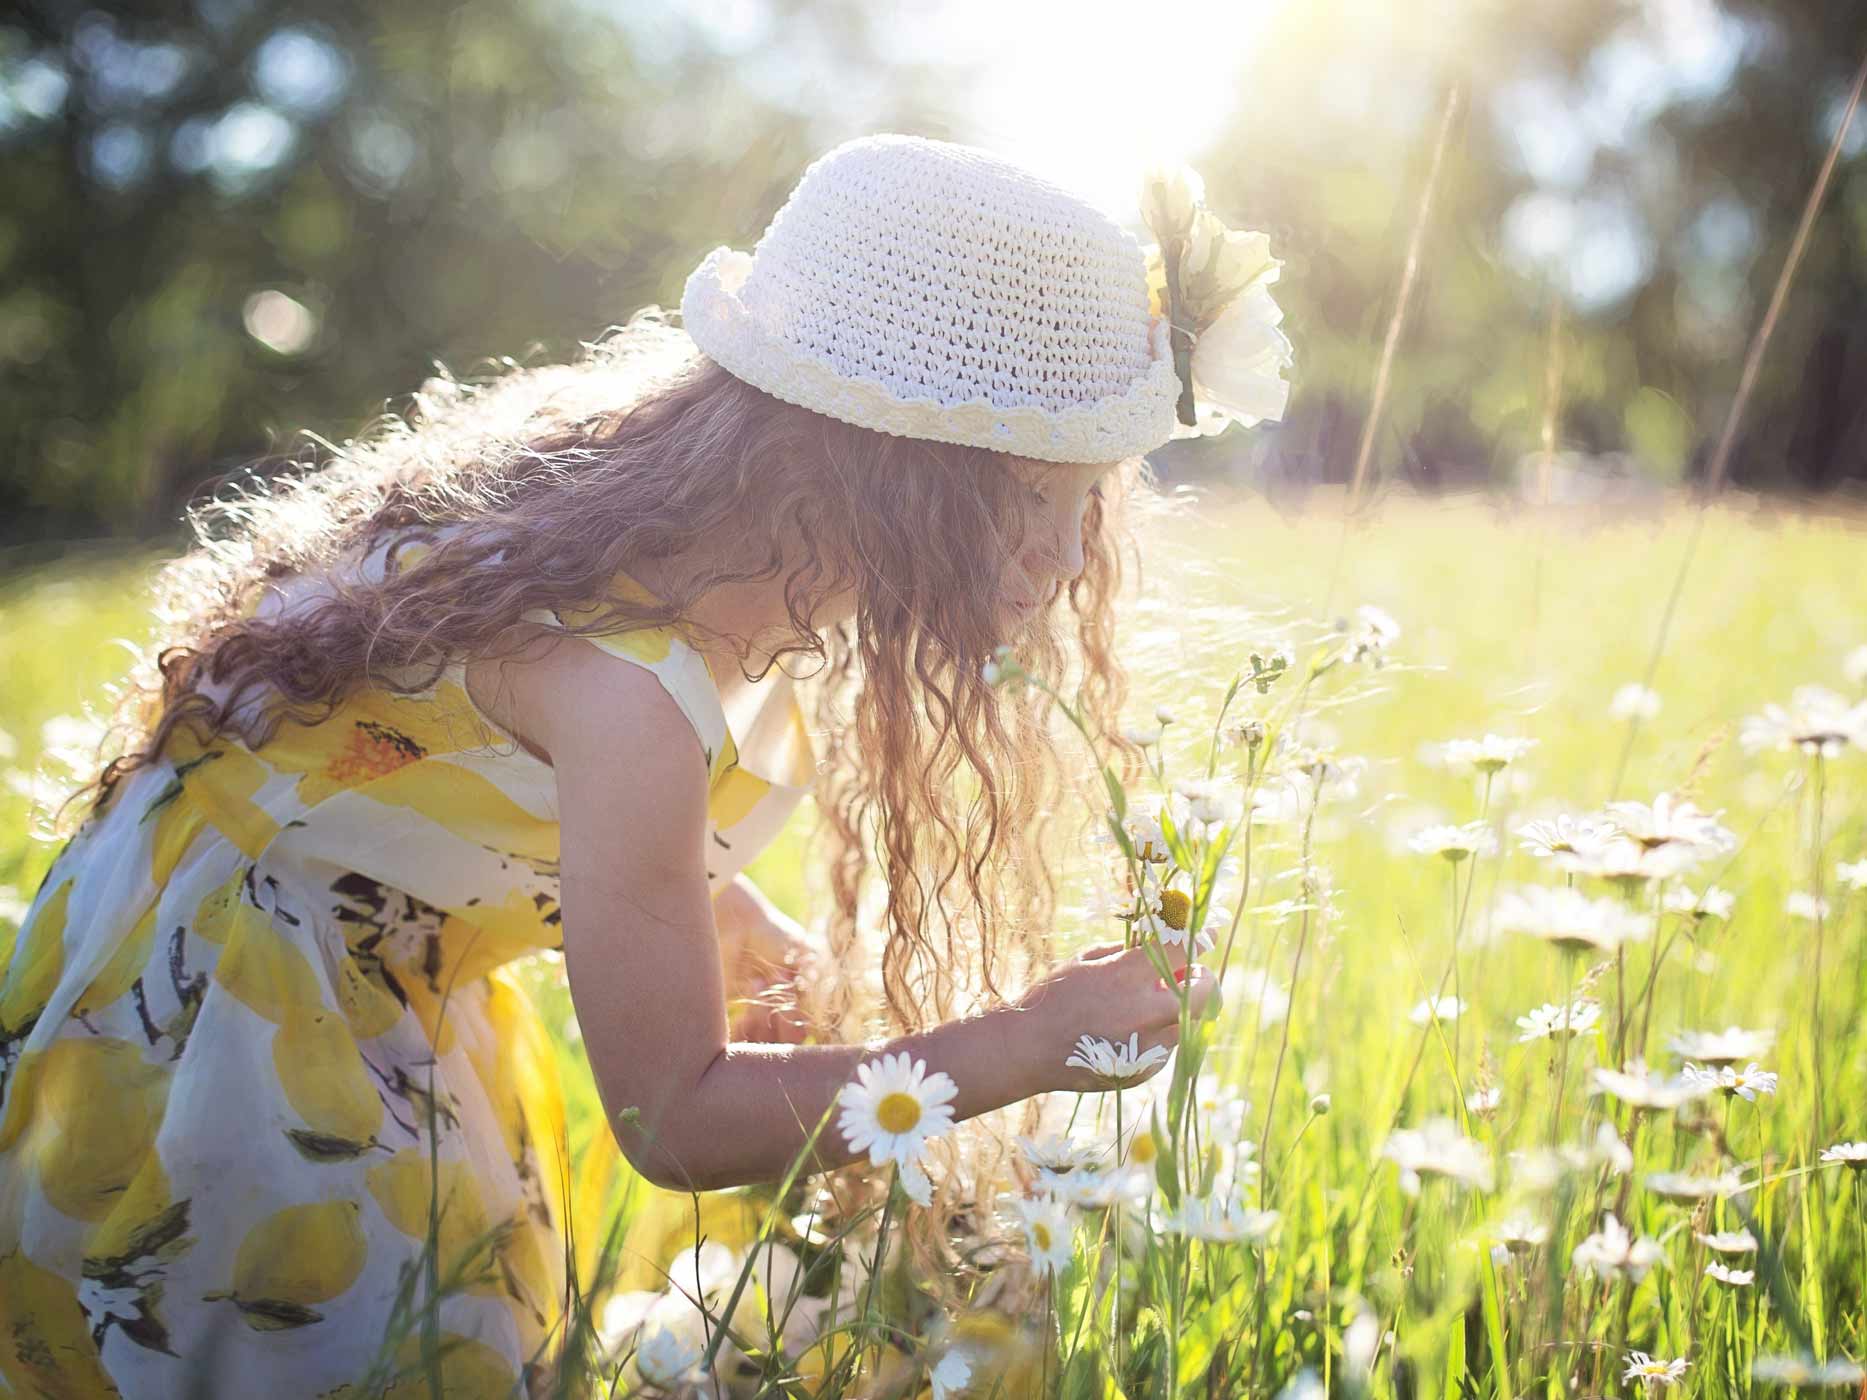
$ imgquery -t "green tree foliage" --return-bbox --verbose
[1187,0,1867,496]
[0,0,954,541]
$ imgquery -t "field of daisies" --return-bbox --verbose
[3,490,1866,1399]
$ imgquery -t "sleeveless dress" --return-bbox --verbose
[0,531,816,1399]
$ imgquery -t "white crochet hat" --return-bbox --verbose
[680,134,1181,464]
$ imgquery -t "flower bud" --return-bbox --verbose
[1308,1093,1332,1116]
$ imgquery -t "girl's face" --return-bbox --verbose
[1001,458,1120,630]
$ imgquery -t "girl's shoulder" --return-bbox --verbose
[512,579,734,782]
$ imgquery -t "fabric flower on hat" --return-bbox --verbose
[1140,165,1294,436]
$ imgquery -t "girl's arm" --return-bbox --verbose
[512,635,1211,1191]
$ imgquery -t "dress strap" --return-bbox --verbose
[517,595,735,782]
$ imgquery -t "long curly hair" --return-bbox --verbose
[73,313,1143,1042]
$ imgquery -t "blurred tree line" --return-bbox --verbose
[1,0,1863,547]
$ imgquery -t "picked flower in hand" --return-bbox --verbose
[1140,164,1293,436]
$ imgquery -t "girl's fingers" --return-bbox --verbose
[1138,960,1218,1024]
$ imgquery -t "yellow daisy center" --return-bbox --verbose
[1129,1133,1158,1166]
[876,1091,922,1135]
[1032,1222,1052,1251]
[1157,889,1192,931]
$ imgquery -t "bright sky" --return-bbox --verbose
[877,0,1289,224]
[660,0,1284,230]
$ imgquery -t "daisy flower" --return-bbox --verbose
[1591,1121,1635,1175]
[1751,1354,1866,1387]
[1015,1196,1074,1275]
[1706,1261,1755,1286]
[930,1347,972,1400]
[1439,734,1538,775]
[1064,1032,1169,1087]
[1407,821,1498,863]
[1720,1063,1779,1100]
[635,1323,705,1389]
[1623,1353,1689,1387]
[1515,1000,1601,1043]
[1662,883,1736,920]
[1381,1118,1494,1194]
[1819,1141,1867,1169]
[1572,1213,1665,1281]
[1465,1085,1501,1117]
[1135,882,1211,951]
[1047,1165,1151,1210]
[1516,814,1617,869]
[1160,1196,1280,1244]
[1787,892,1830,920]
[1576,836,1705,885]
[1173,776,1244,832]
[1494,885,1653,955]
[1610,684,1663,720]
[1016,1133,1106,1175]
[1191,1074,1250,1143]
[1345,605,1400,666]
[836,1053,957,1170]
[1695,1228,1758,1253]
[1604,792,1737,856]
[1409,995,1466,1026]
[1491,1216,1550,1254]
[1739,686,1867,758]
[899,1159,934,1206]
[1837,858,1867,891]
[1669,1026,1774,1064]
[1645,1169,1747,1200]
[1591,1061,1711,1111]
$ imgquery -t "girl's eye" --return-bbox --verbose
[1028,485,1049,507]
[1089,483,1106,502]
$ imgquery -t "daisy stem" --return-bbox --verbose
[1809,750,1828,1146]
[1257,787,1321,1208]
[1614,944,1627,1068]
[1633,884,1676,1063]
[1113,1092,1124,1378]
[860,1170,899,1370]
[1550,954,1579,1147]
[1855,1174,1866,1350]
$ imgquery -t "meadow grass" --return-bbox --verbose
[3,489,1865,1397]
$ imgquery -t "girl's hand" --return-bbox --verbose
[715,877,820,1044]
[725,926,817,1043]
[1010,943,1219,1095]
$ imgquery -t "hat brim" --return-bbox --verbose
[680,246,1181,464]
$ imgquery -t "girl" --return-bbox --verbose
[0,134,1216,1396]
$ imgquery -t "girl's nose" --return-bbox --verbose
[1053,513,1087,583]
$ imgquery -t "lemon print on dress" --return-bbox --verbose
[85,1151,193,1276]
[322,1332,518,1400]
[257,682,490,806]
[34,1037,169,1223]
[333,952,404,1039]
[273,1007,384,1154]
[212,898,325,1023]
[0,1247,119,1397]
[0,878,70,1038]
[367,1151,499,1293]
[73,900,159,1019]
[204,1199,368,1330]
[192,869,245,946]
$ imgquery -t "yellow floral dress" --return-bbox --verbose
[0,530,814,1398]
